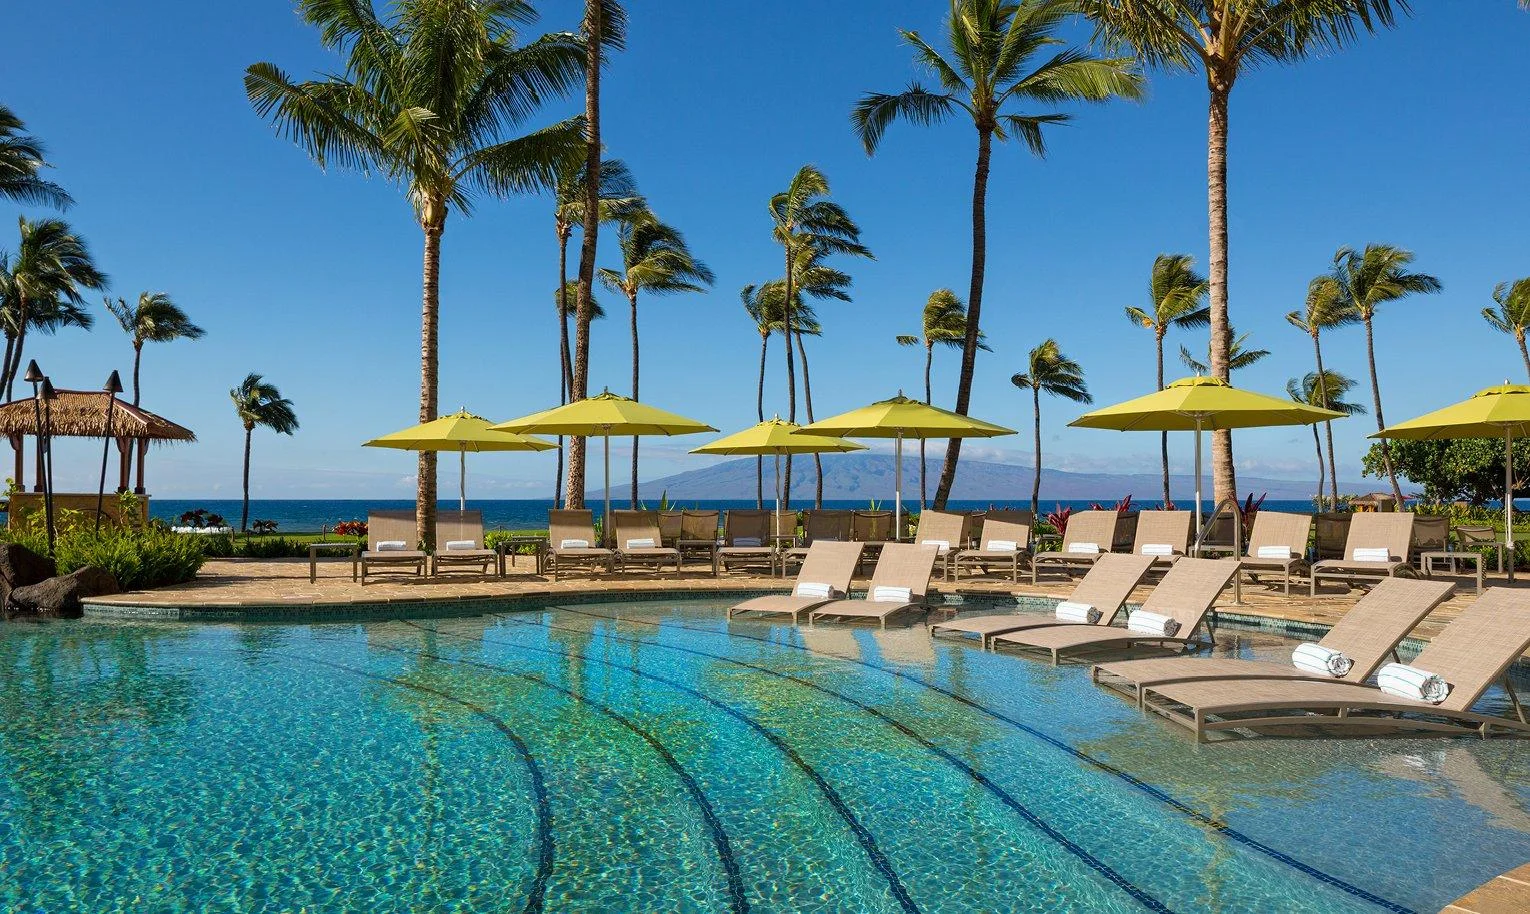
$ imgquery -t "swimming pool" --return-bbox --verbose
[2,598,1526,912]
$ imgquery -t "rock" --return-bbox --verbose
[4,566,120,620]
[0,543,57,607]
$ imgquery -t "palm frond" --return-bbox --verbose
[851,86,961,155]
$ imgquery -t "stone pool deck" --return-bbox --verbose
[1444,862,1530,914]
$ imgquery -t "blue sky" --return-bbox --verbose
[5,1,1529,500]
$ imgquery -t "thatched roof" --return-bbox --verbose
[0,390,195,441]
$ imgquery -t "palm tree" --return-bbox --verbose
[1332,243,1442,504]
[898,289,989,507]
[104,292,205,406]
[0,217,107,397]
[0,106,72,210]
[1124,254,1208,505]
[554,280,606,505]
[1287,370,1364,508]
[1012,339,1091,521]
[743,285,822,507]
[245,0,585,546]
[1084,0,1410,508]
[1482,278,1530,380]
[1180,326,1268,374]
[786,247,856,507]
[855,0,1142,508]
[230,373,298,534]
[599,210,714,506]
[1286,274,1357,509]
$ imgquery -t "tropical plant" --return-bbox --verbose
[0,106,72,210]
[1363,436,1530,506]
[1332,243,1442,505]
[1011,339,1092,521]
[1179,326,1268,374]
[898,289,989,508]
[245,0,585,545]
[1124,253,1208,505]
[1044,503,1074,536]
[742,283,822,507]
[856,0,1142,508]
[104,292,205,406]
[230,373,298,533]
[599,209,714,506]
[1084,0,1410,507]
[1287,369,1364,509]
[0,217,107,397]
[1482,278,1530,380]
[783,244,860,507]
[1285,274,1357,509]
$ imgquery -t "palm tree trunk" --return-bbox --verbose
[1030,385,1042,522]
[6,322,27,401]
[756,332,768,508]
[934,126,994,509]
[1313,334,1340,510]
[241,425,253,534]
[131,341,144,406]
[782,246,797,509]
[566,0,603,512]
[1156,332,1169,506]
[1518,331,1530,382]
[0,335,13,406]
[1207,81,1237,506]
[921,343,933,509]
[795,331,822,508]
[1364,315,1404,504]
[555,227,572,509]
[1312,424,1325,510]
[629,288,640,508]
[417,218,443,549]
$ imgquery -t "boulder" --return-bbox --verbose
[0,543,57,607]
[4,566,120,620]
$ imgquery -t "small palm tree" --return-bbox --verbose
[856,0,1142,507]
[898,289,989,507]
[1180,327,1268,375]
[230,373,298,533]
[743,285,822,507]
[1286,274,1358,509]
[0,105,72,209]
[1287,370,1364,509]
[1125,254,1208,505]
[105,292,206,406]
[1333,243,1443,504]
[1482,278,1530,381]
[599,209,714,506]
[1012,340,1092,521]
[0,217,107,397]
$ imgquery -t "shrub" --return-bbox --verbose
[250,519,279,535]
[236,537,309,559]
[334,520,367,538]
[200,533,236,558]
[52,526,205,591]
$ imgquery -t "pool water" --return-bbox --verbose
[1,600,1527,913]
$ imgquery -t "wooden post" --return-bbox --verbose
[10,434,21,491]
[135,439,148,494]
[117,438,131,493]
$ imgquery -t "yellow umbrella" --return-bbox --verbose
[692,417,866,540]
[1069,377,1344,536]
[363,409,556,512]
[492,390,716,541]
[796,393,1016,533]
[1372,383,1530,582]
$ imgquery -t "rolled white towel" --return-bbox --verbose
[624,537,657,550]
[985,539,1019,553]
[443,540,477,551]
[732,536,763,547]
[376,541,408,552]
[920,539,951,554]
[1066,542,1100,554]
[1376,662,1450,704]
[1140,543,1174,557]
[1256,545,1293,560]
[1291,642,1353,677]
[1127,610,1181,637]
[1351,547,1392,563]
[558,538,590,549]
[1054,600,1100,624]
[872,585,912,603]
[794,581,834,599]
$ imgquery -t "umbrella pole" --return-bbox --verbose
[460,449,466,513]
[775,452,783,546]
[1508,428,1515,584]
[895,433,903,542]
[1193,417,1204,553]
[604,433,612,548]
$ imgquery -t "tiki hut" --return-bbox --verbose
[0,389,195,499]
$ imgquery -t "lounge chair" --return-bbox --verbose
[992,557,1238,664]
[360,510,427,583]
[611,510,681,577]
[850,510,895,573]
[1314,511,1352,562]
[976,509,1033,543]
[430,509,499,577]
[931,552,1156,645]
[1030,510,1120,583]
[677,509,720,567]
[1131,510,1193,571]
[1234,511,1314,596]
[951,518,1033,583]
[728,541,864,622]
[716,510,778,576]
[909,509,967,580]
[1139,587,1530,740]
[1455,524,1507,573]
[1408,514,1449,570]
[1310,512,1417,596]
[782,509,853,573]
[658,510,684,547]
[1093,577,1455,706]
[547,509,615,579]
[809,543,940,629]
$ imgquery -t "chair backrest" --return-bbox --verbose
[912,510,965,550]
[1410,588,1530,712]
[851,510,894,543]
[1133,557,1238,636]
[1200,511,1237,550]
[1455,524,1498,549]
[679,509,719,542]
[980,519,1032,551]
[658,510,684,545]
[1342,511,1415,562]
[770,509,798,542]
[1314,512,1352,560]
[435,509,484,548]
[1066,553,1156,623]
[1409,515,1449,559]
[1112,513,1139,552]
[1133,510,1192,556]
[1317,578,1455,680]
[1061,510,1118,552]
[867,543,940,602]
[723,509,771,545]
[957,511,982,548]
[792,541,864,594]
[367,510,416,551]
[549,509,599,548]
[1244,512,1314,560]
[981,510,1034,546]
[802,509,852,543]
[611,510,663,549]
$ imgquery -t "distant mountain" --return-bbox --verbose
[620,453,1361,502]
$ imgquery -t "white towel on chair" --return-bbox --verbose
[1067,542,1100,554]
[443,540,476,551]
[1377,663,1449,704]
[986,540,1018,553]
[1127,610,1181,637]
[1352,547,1392,563]
[625,538,657,550]
[1054,601,1100,624]
[1291,642,1352,677]
[732,536,762,547]
[1256,545,1293,560]
[376,541,407,552]
[920,539,951,554]
[872,585,912,603]
[794,581,834,599]
[1140,543,1174,556]
[558,538,590,549]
